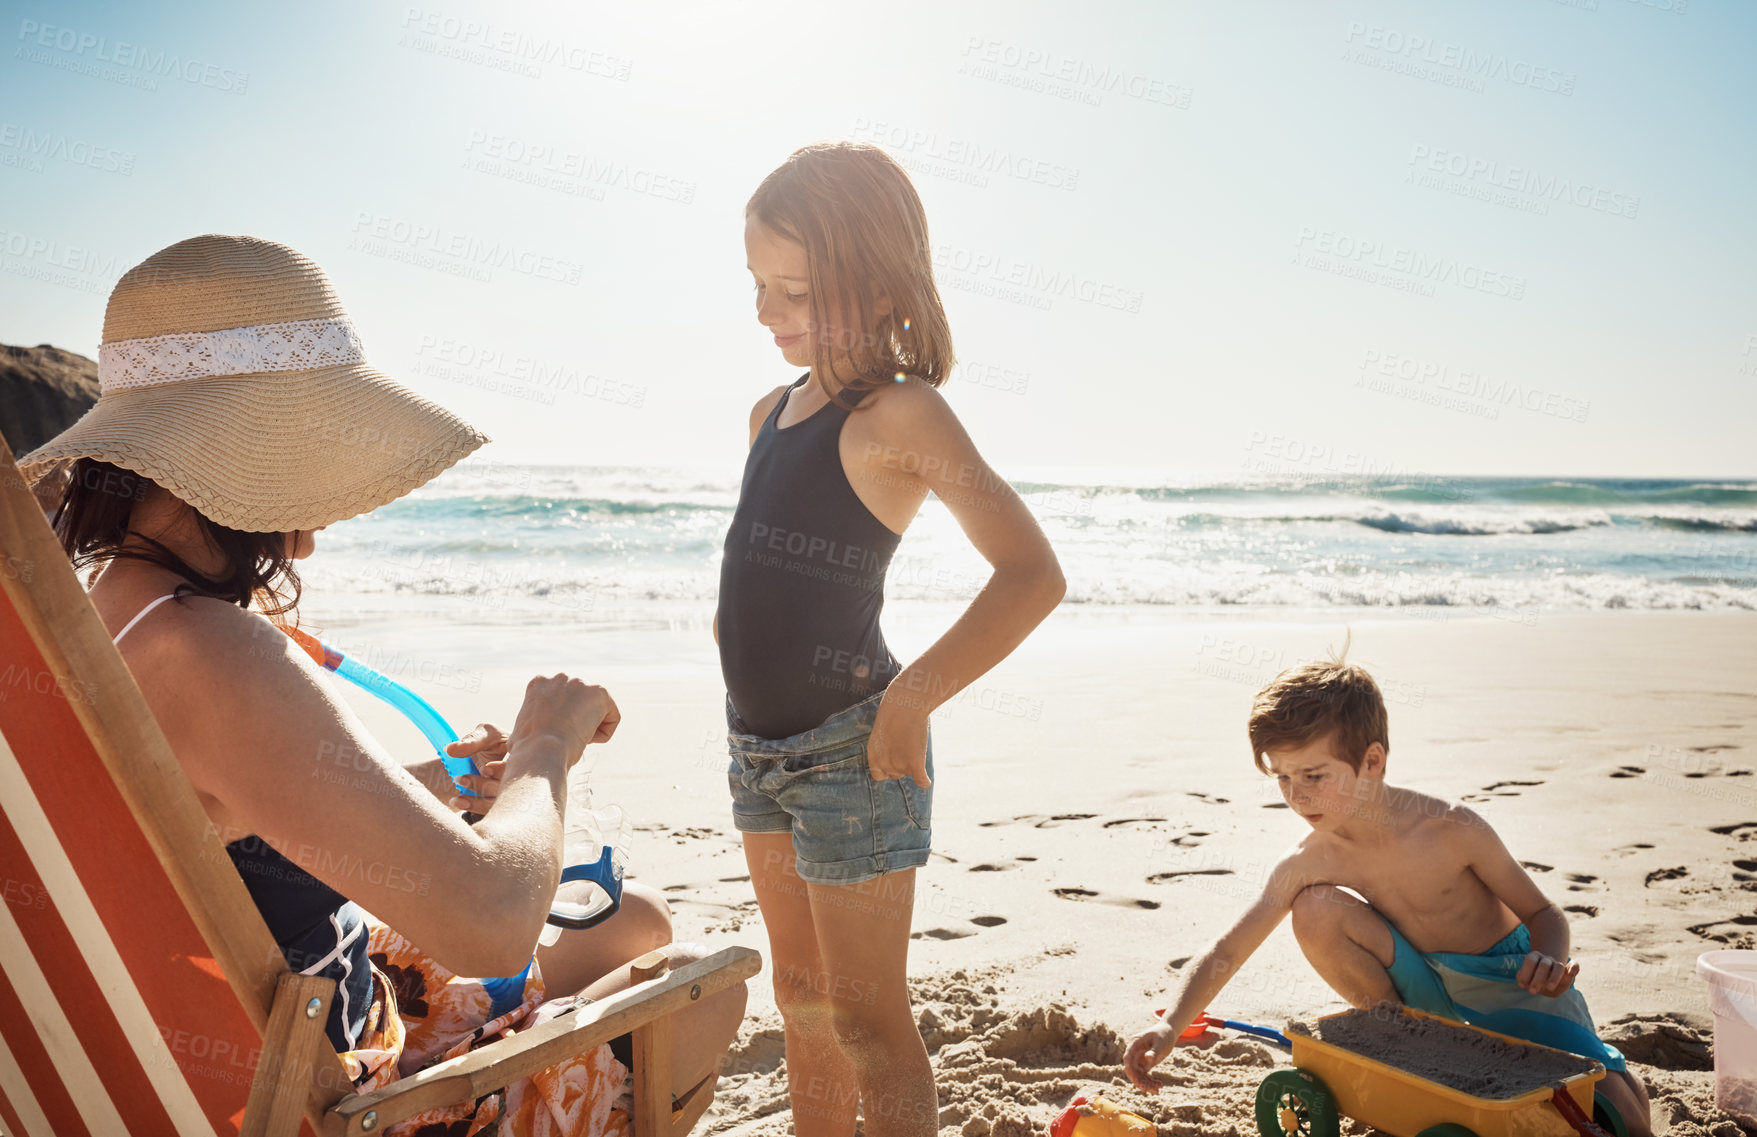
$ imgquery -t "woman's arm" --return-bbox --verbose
[848,381,1066,785]
[131,599,611,978]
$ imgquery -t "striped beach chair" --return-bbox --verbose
[0,436,759,1137]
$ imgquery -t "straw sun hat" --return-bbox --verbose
[20,233,488,532]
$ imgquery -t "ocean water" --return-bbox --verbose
[300,463,1757,621]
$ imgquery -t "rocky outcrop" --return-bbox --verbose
[1,343,99,459]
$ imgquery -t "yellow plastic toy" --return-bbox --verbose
[1049,1095,1155,1137]
[1255,1006,1626,1137]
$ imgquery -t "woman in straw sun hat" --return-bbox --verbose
[21,234,746,1135]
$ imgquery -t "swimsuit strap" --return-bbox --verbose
[111,592,180,646]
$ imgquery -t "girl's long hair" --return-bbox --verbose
[747,141,955,405]
[49,457,303,616]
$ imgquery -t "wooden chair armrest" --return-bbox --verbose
[320,946,761,1137]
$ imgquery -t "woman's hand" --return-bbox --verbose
[510,674,620,767]
[1123,1022,1178,1093]
[443,722,509,812]
[867,694,930,787]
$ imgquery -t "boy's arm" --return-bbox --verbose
[1124,849,1314,1091]
[1454,806,1580,997]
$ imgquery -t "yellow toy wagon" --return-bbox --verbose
[1254,1007,1627,1137]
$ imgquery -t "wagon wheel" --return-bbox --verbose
[1255,1069,1341,1137]
[1415,1126,1478,1137]
[1593,1091,1629,1137]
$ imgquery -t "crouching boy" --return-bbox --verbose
[1122,653,1650,1135]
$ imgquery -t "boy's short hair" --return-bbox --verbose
[1249,647,1389,774]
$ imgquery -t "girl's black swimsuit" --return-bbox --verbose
[717,374,903,739]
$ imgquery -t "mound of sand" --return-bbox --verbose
[1602,1012,1715,1072]
[698,967,1742,1137]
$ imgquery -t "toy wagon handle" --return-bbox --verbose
[1216,1018,1293,1048]
[1549,1084,1613,1137]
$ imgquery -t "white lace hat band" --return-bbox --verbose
[18,233,488,532]
[97,317,368,392]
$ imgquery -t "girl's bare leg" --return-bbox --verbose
[744,832,860,1136]
[807,868,934,1137]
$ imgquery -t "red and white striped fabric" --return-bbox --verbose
[0,586,303,1137]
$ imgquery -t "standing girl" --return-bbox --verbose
[715,142,1065,1136]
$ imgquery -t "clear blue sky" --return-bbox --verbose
[3,0,1753,478]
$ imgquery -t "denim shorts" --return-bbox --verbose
[726,690,933,886]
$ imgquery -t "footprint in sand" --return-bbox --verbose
[1614,843,1655,856]
[1520,861,1554,873]
[1102,817,1169,829]
[911,915,1008,941]
[1462,780,1544,803]
[1263,802,1290,810]
[978,813,1099,829]
[1711,822,1757,841]
[1609,766,1645,779]
[968,859,1034,873]
[1732,859,1757,880]
[1036,813,1100,828]
[1564,872,1599,892]
[1689,915,1757,947]
[1644,867,1689,887]
[1186,792,1231,805]
[1053,886,1161,910]
[1148,869,1235,884]
[1565,904,1600,918]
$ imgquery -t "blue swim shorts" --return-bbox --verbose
[1382,918,1627,1073]
[726,690,933,886]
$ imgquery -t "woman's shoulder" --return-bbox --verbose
[119,592,307,696]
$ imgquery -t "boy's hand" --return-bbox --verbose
[1517,951,1580,997]
[1123,1022,1178,1093]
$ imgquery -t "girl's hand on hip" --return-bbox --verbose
[868,696,930,787]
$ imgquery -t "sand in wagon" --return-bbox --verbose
[1290,1010,1601,1100]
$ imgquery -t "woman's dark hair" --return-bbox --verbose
[50,458,302,617]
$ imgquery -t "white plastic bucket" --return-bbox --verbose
[1697,950,1757,1127]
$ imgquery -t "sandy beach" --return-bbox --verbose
[307,603,1756,1136]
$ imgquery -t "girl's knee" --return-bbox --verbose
[827,1000,917,1063]
[770,960,834,1022]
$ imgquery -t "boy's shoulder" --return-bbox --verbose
[1271,787,1496,880]
[1384,785,1495,845]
